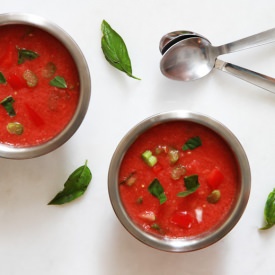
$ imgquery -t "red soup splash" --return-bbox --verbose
[0,24,79,147]
[119,121,239,238]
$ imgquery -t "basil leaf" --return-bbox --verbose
[182,136,202,151]
[50,76,67,88]
[48,160,92,205]
[148,178,167,204]
[0,72,6,84]
[260,188,275,230]
[177,175,200,197]
[101,20,140,80]
[17,48,39,64]
[0,96,16,117]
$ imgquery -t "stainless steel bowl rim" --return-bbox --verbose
[0,13,91,159]
[108,110,251,252]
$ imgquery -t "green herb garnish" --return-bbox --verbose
[48,160,92,205]
[0,72,6,84]
[17,48,39,64]
[148,178,167,204]
[177,175,200,197]
[50,76,67,89]
[0,96,16,117]
[101,20,140,80]
[182,136,202,151]
[260,188,275,230]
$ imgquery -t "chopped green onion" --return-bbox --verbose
[142,150,157,167]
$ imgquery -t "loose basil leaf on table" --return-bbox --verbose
[260,188,275,230]
[177,175,200,197]
[101,20,140,80]
[148,178,167,204]
[48,161,92,205]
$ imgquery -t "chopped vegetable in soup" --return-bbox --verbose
[119,121,238,238]
[0,25,79,146]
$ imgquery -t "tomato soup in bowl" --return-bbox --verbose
[0,13,91,159]
[108,111,251,252]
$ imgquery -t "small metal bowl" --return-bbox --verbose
[0,13,91,159]
[108,110,251,252]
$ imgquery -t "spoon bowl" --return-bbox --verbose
[160,36,215,81]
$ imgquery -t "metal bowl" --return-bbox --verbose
[108,110,251,252]
[0,13,91,159]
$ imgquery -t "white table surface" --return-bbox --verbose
[1,0,275,274]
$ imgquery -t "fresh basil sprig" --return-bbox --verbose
[17,48,39,64]
[148,178,167,204]
[0,96,16,117]
[101,20,140,80]
[50,76,67,89]
[260,188,275,230]
[182,136,202,151]
[177,175,200,197]
[0,72,6,84]
[48,160,92,205]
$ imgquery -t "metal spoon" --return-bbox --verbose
[160,29,275,55]
[160,29,275,93]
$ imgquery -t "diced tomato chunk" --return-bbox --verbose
[170,211,194,229]
[7,73,26,90]
[206,167,224,189]
[24,103,45,127]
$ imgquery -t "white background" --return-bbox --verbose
[1,0,275,274]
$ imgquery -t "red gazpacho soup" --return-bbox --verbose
[0,24,79,146]
[119,121,239,238]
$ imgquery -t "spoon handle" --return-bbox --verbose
[218,28,275,54]
[215,59,275,93]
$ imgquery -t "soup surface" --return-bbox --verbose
[0,24,79,146]
[119,121,238,238]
